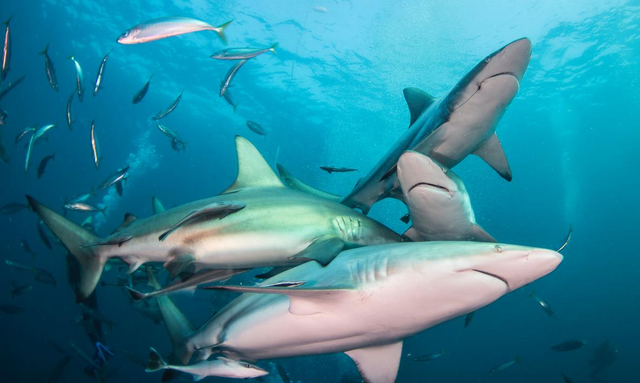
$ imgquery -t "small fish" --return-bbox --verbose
[313,7,328,13]
[0,75,25,101]
[33,268,57,287]
[0,108,6,126]
[5,259,34,272]
[39,43,59,92]
[211,43,278,60]
[47,355,72,382]
[81,306,117,328]
[156,124,187,150]
[14,126,35,144]
[222,89,238,112]
[67,188,96,204]
[81,235,132,248]
[320,166,358,174]
[530,291,557,318]
[20,240,36,259]
[70,342,101,370]
[117,17,232,44]
[490,356,520,373]
[219,59,247,97]
[25,125,55,173]
[10,282,32,298]
[171,138,186,152]
[465,311,475,327]
[66,92,75,130]
[2,17,11,80]
[90,120,101,169]
[0,304,23,314]
[132,74,152,104]
[152,91,182,120]
[246,120,266,136]
[37,221,53,250]
[33,124,56,142]
[552,340,587,352]
[64,202,106,216]
[94,49,112,96]
[37,153,55,179]
[98,166,129,190]
[412,350,445,362]
[0,202,29,214]
[68,55,85,101]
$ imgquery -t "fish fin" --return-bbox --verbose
[277,164,341,201]
[202,284,354,316]
[152,197,166,214]
[222,136,285,193]
[39,43,49,55]
[469,225,497,242]
[269,42,278,55]
[3,16,12,26]
[126,259,143,274]
[158,201,245,241]
[164,254,196,280]
[146,347,168,372]
[345,341,403,383]
[112,213,137,234]
[233,103,238,113]
[214,20,233,44]
[291,236,344,266]
[472,133,512,181]
[254,266,294,280]
[115,181,123,197]
[146,266,162,290]
[403,87,437,127]
[402,226,421,241]
[126,287,148,302]
[26,195,106,302]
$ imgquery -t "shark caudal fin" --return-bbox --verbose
[146,347,168,372]
[26,195,106,302]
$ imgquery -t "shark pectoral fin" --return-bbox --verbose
[159,201,246,241]
[276,164,342,201]
[473,133,512,181]
[402,226,421,242]
[292,236,344,266]
[403,87,437,127]
[164,254,196,279]
[470,225,497,243]
[222,136,285,194]
[345,341,404,383]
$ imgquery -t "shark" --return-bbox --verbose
[341,38,532,214]
[397,151,495,242]
[156,241,561,382]
[27,136,403,302]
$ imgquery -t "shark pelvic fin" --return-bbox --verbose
[403,87,437,127]
[473,133,512,181]
[345,341,404,383]
[292,236,344,266]
[277,164,341,201]
[223,136,285,194]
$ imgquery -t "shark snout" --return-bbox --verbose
[398,151,456,196]
[492,37,532,82]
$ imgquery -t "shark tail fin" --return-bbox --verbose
[214,20,233,44]
[146,347,168,372]
[26,195,106,302]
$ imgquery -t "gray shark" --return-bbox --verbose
[397,151,495,242]
[168,241,562,382]
[27,136,403,301]
[342,38,532,214]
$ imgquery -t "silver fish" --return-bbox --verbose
[25,124,55,173]
[64,202,106,216]
[98,166,129,190]
[117,17,232,44]
[490,356,520,373]
[132,74,152,104]
[152,91,182,120]
[246,120,266,136]
[0,75,24,101]
[68,55,84,101]
[530,291,557,318]
[219,60,247,97]
[39,43,59,92]
[211,43,278,60]
[93,49,112,96]
[66,92,74,130]
[222,89,238,112]
[90,120,101,169]
[15,127,35,144]
[2,17,11,80]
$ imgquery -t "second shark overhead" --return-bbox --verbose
[397,151,495,242]
[28,136,403,302]
[342,38,532,214]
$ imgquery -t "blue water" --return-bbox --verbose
[1,0,638,382]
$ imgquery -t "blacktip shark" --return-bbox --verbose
[27,136,402,302]
[342,38,532,214]
[397,151,495,242]
[161,241,562,382]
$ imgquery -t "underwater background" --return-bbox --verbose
[1,0,639,382]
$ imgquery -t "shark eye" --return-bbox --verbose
[494,245,503,253]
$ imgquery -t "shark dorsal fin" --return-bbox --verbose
[112,213,138,234]
[403,87,437,127]
[223,136,285,193]
[151,197,165,215]
[345,341,403,383]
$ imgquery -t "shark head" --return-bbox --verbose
[398,150,461,199]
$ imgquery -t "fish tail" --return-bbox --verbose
[233,103,239,113]
[67,54,75,61]
[39,43,50,55]
[99,207,107,218]
[528,290,536,298]
[3,16,12,26]
[26,195,107,302]
[269,42,278,55]
[145,347,168,372]
[214,20,233,44]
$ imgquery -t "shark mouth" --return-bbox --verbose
[472,269,510,290]
[453,71,520,112]
[408,182,451,195]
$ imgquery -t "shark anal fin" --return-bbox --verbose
[292,236,344,266]
[159,201,246,241]
[403,87,437,127]
[345,341,403,383]
[473,133,512,181]
[164,254,196,279]
[470,225,497,243]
